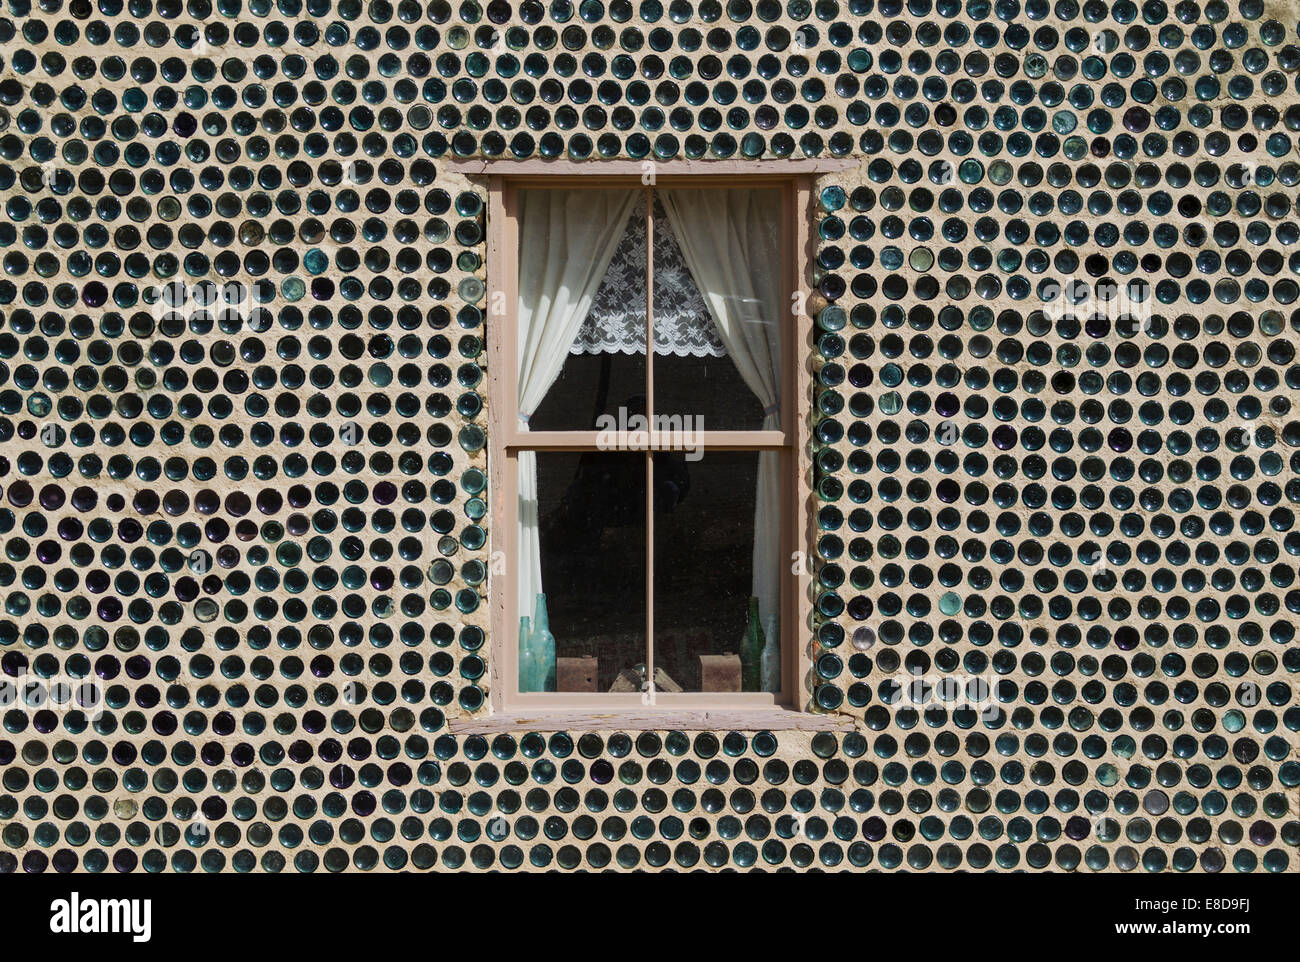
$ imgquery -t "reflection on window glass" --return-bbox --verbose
[531,452,646,692]
[653,451,777,693]
[528,352,647,433]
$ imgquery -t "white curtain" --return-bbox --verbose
[661,188,785,664]
[516,189,638,623]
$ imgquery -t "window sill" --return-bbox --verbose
[448,707,856,734]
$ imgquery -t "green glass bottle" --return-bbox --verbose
[532,594,556,693]
[740,596,762,692]
[760,611,780,693]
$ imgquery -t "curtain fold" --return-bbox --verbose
[660,188,785,675]
[516,189,638,623]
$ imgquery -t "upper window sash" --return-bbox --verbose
[500,178,798,451]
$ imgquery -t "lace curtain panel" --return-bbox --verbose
[570,197,727,358]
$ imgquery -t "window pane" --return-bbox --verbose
[651,451,780,693]
[528,351,646,433]
[529,451,647,693]
[519,190,645,432]
[653,353,765,431]
[655,187,783,433]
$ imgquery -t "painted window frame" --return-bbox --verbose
[464,159,852,732]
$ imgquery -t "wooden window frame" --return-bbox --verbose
[463,159,853,733]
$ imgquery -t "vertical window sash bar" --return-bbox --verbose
[643,186,656,697]
[781,180,794,704]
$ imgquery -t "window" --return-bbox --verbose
[486,169,813,718]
